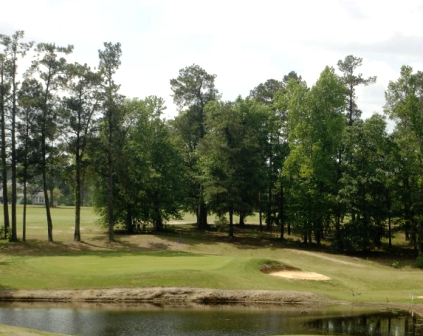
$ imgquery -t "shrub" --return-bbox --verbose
[415,253,423,269]
[391,260,399,269]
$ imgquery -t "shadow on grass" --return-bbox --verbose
[154,223,421,269]
[0,222,420,270]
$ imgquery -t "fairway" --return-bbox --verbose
[25,254,235,275]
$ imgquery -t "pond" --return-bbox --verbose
[0,303,422,336]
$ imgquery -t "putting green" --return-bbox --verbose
[24,254,236,276]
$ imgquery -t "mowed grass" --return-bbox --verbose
[0,250,284,290]
[1,205,423,305]
[4,205,101,241]
[4,205,257,241]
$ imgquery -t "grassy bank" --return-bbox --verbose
[0,323,72,336]
[0,206,421,303]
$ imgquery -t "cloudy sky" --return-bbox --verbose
[2,0,423,120]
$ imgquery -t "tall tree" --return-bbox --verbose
[250,73,301,235]
[0,51,10,238]
[62,63,101,241]
[98,42,123,242]
[338,115,390,250]
[93,97,186,233]
[30,42,73,242]
[170,64,219,230]
[199,97,268,237]
[249,79,285,231]
[337,55,376,126]
[385,65,423,254]
[17,78,42,241]
[284,66,346,244]
[390,129,420,249]
[122,97,186,231]
[0,31,33,241]
[249,79,285,105]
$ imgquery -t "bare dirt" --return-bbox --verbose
[0,287,329,305]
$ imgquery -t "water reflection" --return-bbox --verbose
[306,310,423,336]
[0,303,422,336]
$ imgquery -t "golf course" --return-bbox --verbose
[1,205,423,335]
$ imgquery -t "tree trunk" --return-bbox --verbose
[153,197,163,232]
[0,66,9,239]
[107,109,114,242]
[266,184,272,231]
[279,182,284,240]
[315,219,322,246]
[22,114,30,243]
[23,177,27,242]
[126,206,133,233]
[10,67,18,242]
[229,206,234,238]
[197,185,208,230]
[419,185,423,254]
[42,131,53,242]
[239,212,245,227]
[43,178,53,242]
[1,152,9,239]
[74,151,81,242]
[259,191,263,232]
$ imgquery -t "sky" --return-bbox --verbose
[2,0,423,121]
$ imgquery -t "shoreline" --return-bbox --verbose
[0,287,330,305]
[2,287,423,316]
[1,288,423,336]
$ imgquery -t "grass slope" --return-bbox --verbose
[1,206,423,302]
[0,323,74,336]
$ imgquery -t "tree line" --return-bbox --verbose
[1,31,423,255]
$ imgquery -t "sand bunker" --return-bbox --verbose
[270,271,331,281]
[261,263,331,281]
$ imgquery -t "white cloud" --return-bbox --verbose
[2,0,423,121]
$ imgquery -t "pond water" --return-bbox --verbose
[0,303,422,336]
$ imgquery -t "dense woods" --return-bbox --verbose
[2,31,423,255]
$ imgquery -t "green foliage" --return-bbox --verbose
[416,253,423,269]
[199,97,269,235]
[337,55,377,125]
[170,64,219,110]
[385,65,423,252]
[1,31,422,255]
[338,115,391,250]
[283,66,346,244]
[93,97,187,232]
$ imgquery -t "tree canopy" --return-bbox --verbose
[1,29,422,259]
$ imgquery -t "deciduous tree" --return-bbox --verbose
[385,65,423,253]
[170,64,219,230]
[284,66,346,244]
